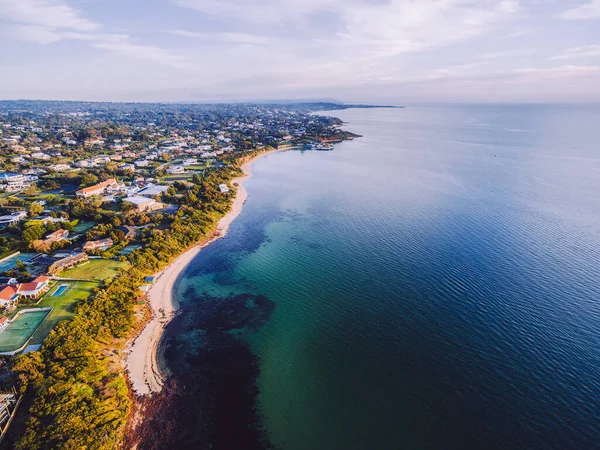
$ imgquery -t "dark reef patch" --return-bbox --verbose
[124,292,276,450]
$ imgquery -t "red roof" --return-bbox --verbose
[18,282,39,292]
[34,276,49,283]
[76,178,117,195]
[0,285,18,301]
[0,317,7,325]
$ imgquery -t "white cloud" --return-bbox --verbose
[550,45,600,59]
[0,0,189,69]
[163,29,271,45]
[174,0,521,56]
[514,65,600,75]
[0,0,99,31]
[92,37,192,69]
[7,24,62,44]
[561,0,600,20]
[478,48,535,59]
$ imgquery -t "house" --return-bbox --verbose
[0,211,27,227]
[76,178,117,198]
[37,216,68,225]
[0,317,8,329]
[48,252,88,275]
[0,276,50,306]
[117,225,137,240]
[16,276,50,299]
[166,165,185,174]
[219,184,230,193]
[83,238,113,252]
[122,197,163,212]
[49,164,72,172]
[0,173,30,192]
[0,286,18,307]
[182,158,197,166]
[45,229,69,243]
[31,152,51,161]
[134,160,150,168]
[137,185,168,198]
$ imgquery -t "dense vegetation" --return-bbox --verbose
[8,150,261,449]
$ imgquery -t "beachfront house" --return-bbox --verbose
[0,286,18,307]
[0,276,50,306]
[219,184,230,194]
[16,276,50,299]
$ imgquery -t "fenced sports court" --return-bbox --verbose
[0,308,51,355]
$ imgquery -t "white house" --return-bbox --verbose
[0,211,27,227]
[167,166,185,174]
[135,160,150,168]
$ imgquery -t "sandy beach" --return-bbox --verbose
[125,148,279,396]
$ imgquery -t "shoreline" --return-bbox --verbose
[124,148,280,396]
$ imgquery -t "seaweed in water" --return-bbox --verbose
[124,292,277,450]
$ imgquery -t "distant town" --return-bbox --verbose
[0,100,364,446]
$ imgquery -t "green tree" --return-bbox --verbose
[28,202,44,217]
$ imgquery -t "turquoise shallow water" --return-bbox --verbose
[165,104,600,450]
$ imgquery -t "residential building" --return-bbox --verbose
[117,225,137,240]
[167,165,184,174]
[219,184,230,193]
[83,238,113,252]
[0,211,27,227]
[44,229,69,243]
[0,276,50,306]
[137,185,168,198]
[48,252,88,275]
[16,276,50,299]
[76,178,117,198]
[49,164,72,172]
[123,197,164,212]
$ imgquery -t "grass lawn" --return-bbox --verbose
[0,309,51,352]
[73,220,96,233]
[186,164,208,170]
[29,281,98,345]
[61,259,130,281]
[162,174,195,181]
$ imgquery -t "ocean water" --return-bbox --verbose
[165,104,600,450]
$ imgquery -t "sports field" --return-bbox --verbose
[61,259,129,281]
[0,309,51,353]
[29,281,98,344]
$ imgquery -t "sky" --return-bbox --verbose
[1,0,600,103]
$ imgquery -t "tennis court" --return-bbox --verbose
[0,309,51,353]
[0,253,36,272]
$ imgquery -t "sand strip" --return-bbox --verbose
[124,148,279,396]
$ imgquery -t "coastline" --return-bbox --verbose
[124,148,280,396]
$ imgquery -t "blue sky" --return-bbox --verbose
[1,0,600,102]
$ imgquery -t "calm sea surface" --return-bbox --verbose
[169,104,600,450]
